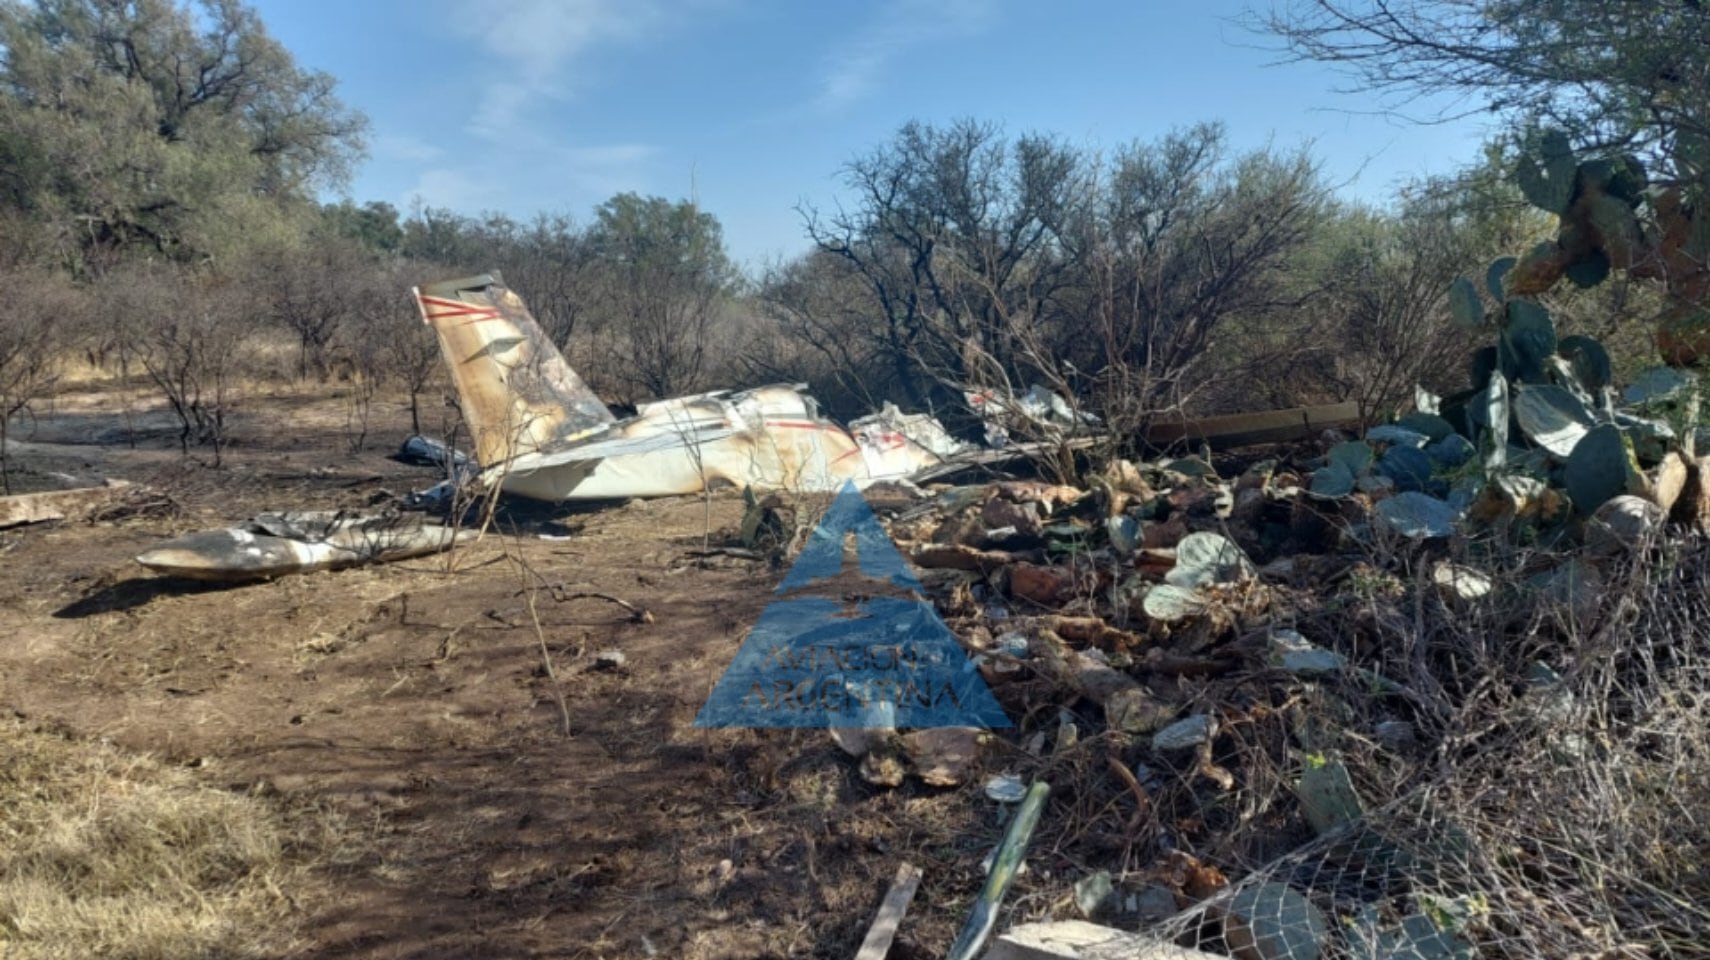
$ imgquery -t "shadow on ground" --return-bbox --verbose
[53,575,251,618]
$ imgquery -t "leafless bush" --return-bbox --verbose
[388,299,448,444]
[803,118,1089,417]
[332,283,387,454]
[0,268,83,491]
[1304,207,1483,419]
[103,266,249,462]
[748,250,895,420]
[1074,139,1329,432]
[500,213,598,348]
[252,240,379,382]
[801,121,1329,443]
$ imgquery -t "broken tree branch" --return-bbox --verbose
[1029,629,1175,734]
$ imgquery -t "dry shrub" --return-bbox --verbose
[0,267,85,491]
[0,721,328,960]
[1136,537,1710,959]
[94,264,254,461]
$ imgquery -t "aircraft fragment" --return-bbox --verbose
[412,272,964,502]
[135,510,475,581]
[392,435,474,473]
[966,384,1100,447]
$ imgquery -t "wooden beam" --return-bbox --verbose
[1144,401,1364,450]
[0,480,136,530]
[852,862,922,960]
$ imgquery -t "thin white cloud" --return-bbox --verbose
[398,141,660,216]
[451,0,671,137]
[402,167,503,212]
[472,0,664,83]
[562,144,658,167]
[396,2,721,217]
[816,0,999,111]
[373,133,445,164]
[558,143,660,196]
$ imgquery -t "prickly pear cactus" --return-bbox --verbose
[1515,129,1578,215]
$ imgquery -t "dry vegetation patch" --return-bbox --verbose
[0,720,336,960]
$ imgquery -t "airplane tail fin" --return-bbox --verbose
[413,272,616,468]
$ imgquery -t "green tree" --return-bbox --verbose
[323,200,403,253]
[0,0,367,267]
[586,193,737,399]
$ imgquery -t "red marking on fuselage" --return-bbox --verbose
[418,296,503,326]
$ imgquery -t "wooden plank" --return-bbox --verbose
[0,480,135,530]
[853,862,922,960]
[985,920,1227,960]
[1145,401,1364,449]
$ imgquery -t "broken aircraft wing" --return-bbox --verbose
[136,511,475,581]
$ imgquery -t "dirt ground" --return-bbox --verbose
[0,382,1057,960]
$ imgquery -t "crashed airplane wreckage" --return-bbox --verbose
[411,272,973,502]
[407,271,1367,503]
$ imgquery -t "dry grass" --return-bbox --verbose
[0,720,332,960]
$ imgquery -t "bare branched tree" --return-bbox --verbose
[749,251,894,419]
[1069,129,1330,431]
[106,266,248,462]
[1252,1,1710,180]
[254,239,380,381]
[803,118,1088,412]
[800,119,1329,447]
[381,260,448,436]
[0,268,81,491]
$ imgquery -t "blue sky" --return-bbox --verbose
[251,0,1498,269]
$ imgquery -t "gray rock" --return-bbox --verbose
[1074,870,1115,919]
[1268,629,1345,676]
[1152,715,1216,753]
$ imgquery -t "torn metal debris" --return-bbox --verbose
[135,510,475,581]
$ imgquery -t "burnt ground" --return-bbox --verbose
[0,381,1061,960]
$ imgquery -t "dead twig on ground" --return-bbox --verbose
[681,546,765,561]
[515,578,655,624]
[505,552,572,737]
[1105,749,1152,834]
